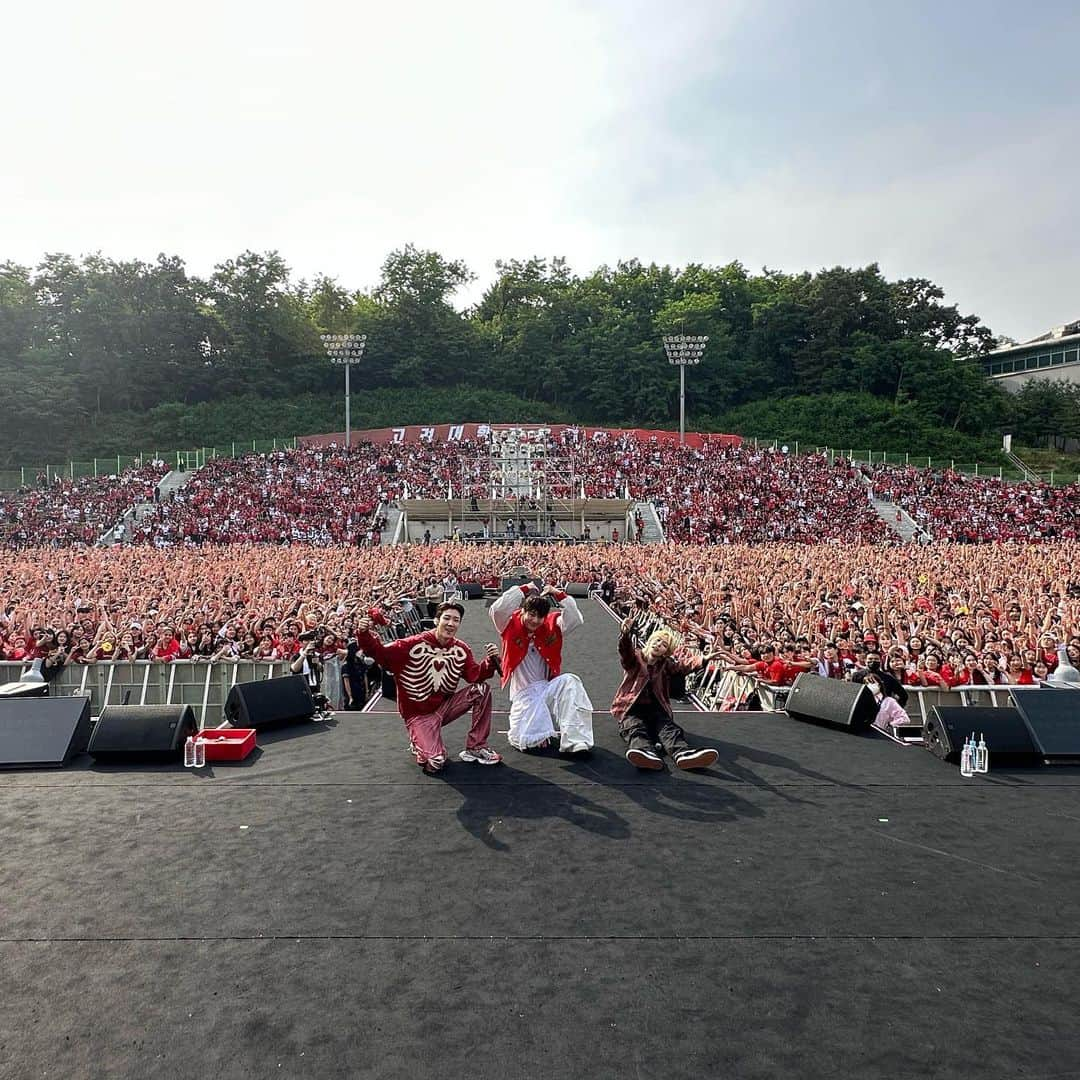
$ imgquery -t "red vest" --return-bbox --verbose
[500,609,564,688]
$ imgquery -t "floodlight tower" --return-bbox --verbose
[662,333,708,444]
[320,333,367,450]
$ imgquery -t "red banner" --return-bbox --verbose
[299,423,741,450]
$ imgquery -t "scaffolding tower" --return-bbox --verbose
[455,429,584,540]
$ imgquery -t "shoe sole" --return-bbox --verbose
[675,749,719,770]
[626,748,664,770]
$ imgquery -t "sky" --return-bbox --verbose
[4,0,1077,341]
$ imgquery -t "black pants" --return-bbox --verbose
[342,671,367,710]
[619,700,689,757]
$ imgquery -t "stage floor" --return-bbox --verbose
[2,599,1080,1079]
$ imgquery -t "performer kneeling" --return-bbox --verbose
[490,581,594,755]
[611,615,718,771]
[356,601,501,774]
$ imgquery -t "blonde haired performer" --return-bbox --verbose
[610,614,719,771]
[490,580,593,755]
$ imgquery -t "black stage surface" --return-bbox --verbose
[3,598,1080,1078]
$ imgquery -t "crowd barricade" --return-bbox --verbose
[687,665,757,711]
[322,655,344,711]
[748,679,1025,721]
[901,684,1025,723]
[0,660,295,729]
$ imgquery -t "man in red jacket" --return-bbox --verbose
[610,615,719,771]
[356,601,500,774]
[490,581,593,755]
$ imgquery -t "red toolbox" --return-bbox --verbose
[199,728,256,762]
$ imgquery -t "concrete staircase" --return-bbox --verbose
[855,468,928,543]
[631,501,666,543]
[100,469,195,545]
[381,504,404,544]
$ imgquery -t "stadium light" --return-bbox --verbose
[320,333,367,450]
[662,333,708,444]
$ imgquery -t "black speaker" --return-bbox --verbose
[785,673,877,730]
[0,679,50,698]
[89,705,197,763]
[565,582,590,598]
[224,674,314,730]
[925,706,1037,764]
[459,582,485,600]
[1010,689,1080,762]
[0,695,92,768]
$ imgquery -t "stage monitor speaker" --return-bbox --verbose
[0,679,50,698]
[458,582,485,600]
[925,706,1037,764]
[1010,689,1080,762]
[565,582,590,598]
[224,674,314,730]
[0,695,92,768]
[785,673,877,731]
[89,704,197,763]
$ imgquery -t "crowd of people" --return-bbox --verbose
[871,464,1080,542]
[0,463,168,547]
[2,430,1078,707]
[3,436,1079,550]
[2,542,1077,694]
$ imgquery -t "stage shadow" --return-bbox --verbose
[437,761,631,852]
[683,732,870,800]
[562,746,769,824]
[252,715,338,745]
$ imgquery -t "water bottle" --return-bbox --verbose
[193,736,206,768]
[959,734,974,778]
[976,733,989,774]
[183,735,196,768]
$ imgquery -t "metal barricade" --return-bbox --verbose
[0,660,290,729]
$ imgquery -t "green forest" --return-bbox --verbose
[1,246,1078,466]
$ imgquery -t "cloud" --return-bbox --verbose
[2,0,1074,340]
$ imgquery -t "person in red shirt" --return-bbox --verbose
[489,581,593,755]
[356,601,500,774]
[149,625,181,662]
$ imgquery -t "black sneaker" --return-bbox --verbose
[674,747,719,770]
[626,747,663,770]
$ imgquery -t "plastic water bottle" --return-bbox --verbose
[959,734,974,778]
[183,735,196,768]
[976,733,989,774]
[193,736,206,768]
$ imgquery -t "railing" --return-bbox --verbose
[686,664,1032,720]
[0,660,299,729]
[740,438,1079,486]
[0,438,299,491]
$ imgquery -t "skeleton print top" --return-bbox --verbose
[355,629,496,718]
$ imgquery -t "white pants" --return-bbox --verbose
[507,673,594,751]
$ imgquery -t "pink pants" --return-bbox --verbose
[405,683,493,763]
[873,695,910,729]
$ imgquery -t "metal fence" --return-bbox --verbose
[686,660,1027,720]
[742,438,1079,486]
[0,438,298,491]
[0,660,303,729]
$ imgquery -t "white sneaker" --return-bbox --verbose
[626,747,663,770]
[674,747,718,770]
[459,746,503,766]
